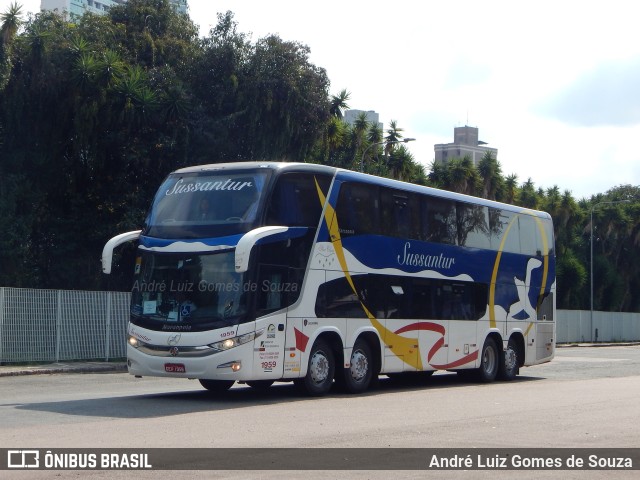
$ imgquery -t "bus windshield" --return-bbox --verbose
[145,170,271,239]
[130,250,250,331]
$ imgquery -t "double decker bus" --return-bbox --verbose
[102,162,556,395]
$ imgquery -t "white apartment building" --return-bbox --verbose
[41,0,188,18]
[434,126,497,167]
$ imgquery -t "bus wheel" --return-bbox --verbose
[343,339,373,394]
[498,339,519,381]
[246,380,275,390]
[199,379,234,393]
[299,339,335,396]
[476,337,499,382]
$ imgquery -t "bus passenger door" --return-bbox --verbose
[253,313,286,379]
[252,263,295,379]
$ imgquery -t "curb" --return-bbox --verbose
[557,342,640,348]
[0,362,127,377]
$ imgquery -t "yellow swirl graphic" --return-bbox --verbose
[315,179,423,370]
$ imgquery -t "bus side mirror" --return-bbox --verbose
[102,230,142,274]
[234,226,289,273]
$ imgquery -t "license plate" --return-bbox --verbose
[164,363,186,373]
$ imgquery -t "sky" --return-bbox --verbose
[10,0,640,198]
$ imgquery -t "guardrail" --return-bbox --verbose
[0,287,638,363]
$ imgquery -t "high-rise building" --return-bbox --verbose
[434,126,497,167]
[343,109,384,132]
[40,0,188,19]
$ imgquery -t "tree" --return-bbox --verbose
[0,1,637,314]
[351,112,370,168]
[519,178,539,209]
[387,145,423,182]
[586,187,640,311]
[0,1,22,90]
[447,156,480,195]
[329,88,350,118]
[384,119,403,156]
[504,174,518,204]
[477,151,504,201]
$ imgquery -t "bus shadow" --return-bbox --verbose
[15,373,545,420]
[369,372,544,394]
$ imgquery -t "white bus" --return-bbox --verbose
[103,162,556,395]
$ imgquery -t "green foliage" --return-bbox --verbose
[0,1,638,314]
[0,2,22,90]
[0,2,331,290]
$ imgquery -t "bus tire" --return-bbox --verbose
[476,337,499,382]
[342,339,373,394]
[199,379,234,393]
[299,339,335,396]
[498,338,519,381]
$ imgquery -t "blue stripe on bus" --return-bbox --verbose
[139,234,244,249]
[334,234,554,317]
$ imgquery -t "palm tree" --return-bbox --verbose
[384,120,403,156]
[519,178,539,209]
[324,116,345,165]
[428,160,447,189]
[477,151,504,200]
[448,156,479,195]
[387,144,415,181]
[504,174,518,204]
[0,2,23,90]
[367,124,382,144]
[329,89,350,118]
[112,65,154,128]
[351,112,369,167]
[96,49,126,87]
[0,2,21,45]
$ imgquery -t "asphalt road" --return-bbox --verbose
[1,345,639,479]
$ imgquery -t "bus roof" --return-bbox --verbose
[172,161,337,176]
[171,161,551,220]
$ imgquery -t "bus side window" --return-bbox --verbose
[256,264,288,315]
[456,202,490,249]
[518,215,541,256]
[315,275,365,318]
[421,197,456,244]
[380,188,420,240]
[335,183,380,236]
[267,174,331,227]
[489,208,521,253]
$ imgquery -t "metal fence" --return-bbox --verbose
[0,288,130,363]
[0,287,639,364]
[556,310,640,343]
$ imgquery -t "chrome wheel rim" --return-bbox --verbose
[309,351,329,384]
[483,345,496,374]
[350,350,369,382]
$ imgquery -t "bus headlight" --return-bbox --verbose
[128,335,144,348]
[208,328,265,352]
